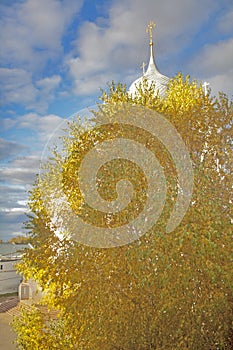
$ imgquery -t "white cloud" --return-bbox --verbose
[0,113,65,173]
[0,207,28,213]
[1,0,233,242]
[36,76,61,91]
[0,0,82,114]
[0,0,83,70]
[0,210,28,241]
[0,118,17,131]
[0,155,40,185]
[0,68,37,106]
[17,200,28,206]
[0,138,27,161]
[67,0,227,96]
[35,75,61,112]
[190,39,233,76]
[208,71,233,97]
[0,159,35,239]
[70,70,118,95]
[16,113,39,129]
[218,9,233,34]
[17,113,65,141]
[0,184,30,240]
[0,185,27,210]
[0,68,61,112]
[188,38,233,96]
[0,111,68,240]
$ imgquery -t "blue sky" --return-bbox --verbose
[0,0,233,241]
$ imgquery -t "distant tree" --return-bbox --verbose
[13,74,233,349]
[9,236,30,244]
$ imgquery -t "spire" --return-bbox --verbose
[128,21,169,97]
[145,21,158,74]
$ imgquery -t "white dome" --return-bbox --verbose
[129,42,169,97]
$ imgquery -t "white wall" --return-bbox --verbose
[0,259,22,294]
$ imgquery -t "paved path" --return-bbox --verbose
[0,296,19,349]
[0,312,17,350]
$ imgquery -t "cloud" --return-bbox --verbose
[0,138,27,161]
[0,68,38,106]
[188,38,233,96]
[0,186,27,210]
[208,71,233,97]
[70,70,118,95]
[0,118,17,131]
[0,208,27,213]
[17,113,65,143]
[0,111,67,240]
[0,0,83,70]
[190,39,233,76]
[0,184,29,240]
[0,112,65,178]
[217,9,233,34]
[0,0,82,114]
[35,76,62,111]
[0,211,27,241]
[67,0,229,96]
[36,76,61,92]
[0,68,61,112]
[0,155,40,186]
[1,0,233,242]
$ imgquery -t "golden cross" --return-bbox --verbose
[146,21,156,46]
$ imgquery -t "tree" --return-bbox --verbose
[8,235,30,244]
[13,74,233,349]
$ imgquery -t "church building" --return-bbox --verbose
[129,21,170,97]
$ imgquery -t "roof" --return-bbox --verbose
[128,23,169,97]
[0,243,29,260]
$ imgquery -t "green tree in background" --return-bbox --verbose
[13,74,233,349]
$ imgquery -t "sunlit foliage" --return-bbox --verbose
[13,74,233,349]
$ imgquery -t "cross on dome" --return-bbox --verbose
[202,81,210,96]
[146,21,156,46]
[141,62,146,75]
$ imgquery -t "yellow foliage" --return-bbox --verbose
[13,73,233,349]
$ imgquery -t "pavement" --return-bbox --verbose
[0,312,17,350]
[0,296,19,350]
[0,296,57,350]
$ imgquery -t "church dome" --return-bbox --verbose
[129,22,170,97]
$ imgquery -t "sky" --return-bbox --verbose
[0,0,233,242]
